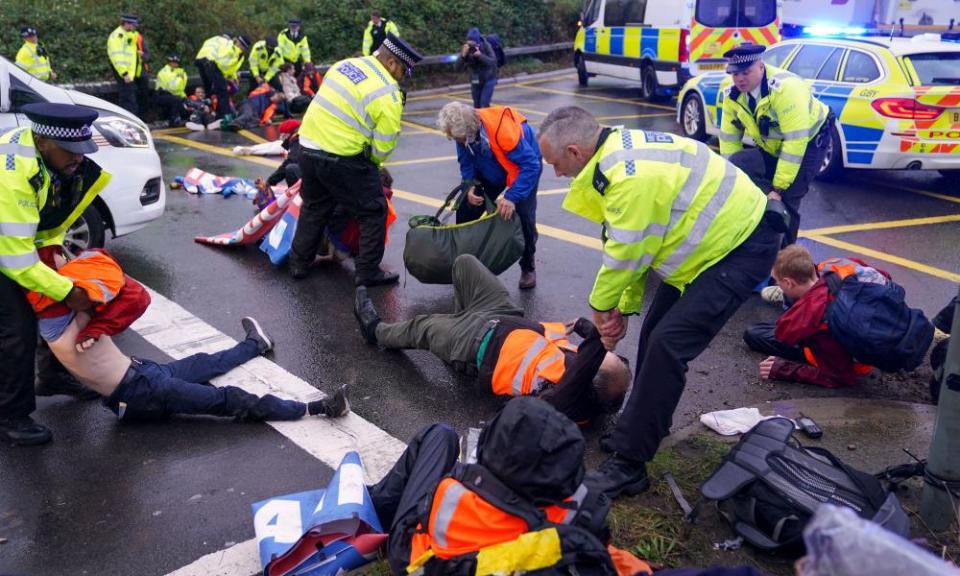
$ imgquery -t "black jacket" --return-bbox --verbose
[459,38,498,83]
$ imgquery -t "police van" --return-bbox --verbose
[574,0,782,100]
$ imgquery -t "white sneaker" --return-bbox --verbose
[185,121,205,131]
[761,285,784,306]
[207,119,222,131]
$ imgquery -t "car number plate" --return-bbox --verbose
[699,63,726,71]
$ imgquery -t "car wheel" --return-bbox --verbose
[576,53,589,87]
[641,65,662,102]
[816,125,844,182]
[63,204,106,257]
[680,94,707,142]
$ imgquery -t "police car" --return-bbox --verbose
[1,56,165,254]
[676,35,960,181]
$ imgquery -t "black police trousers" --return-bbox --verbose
[369,424,460,575]
[195,58,233,119]
[290,148,388,281]
[609,220,781,463]
[0,274,37,420]
[457,179,539,273]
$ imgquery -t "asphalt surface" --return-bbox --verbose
[2,72,958,575]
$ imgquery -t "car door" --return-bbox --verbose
[0,59,21,133]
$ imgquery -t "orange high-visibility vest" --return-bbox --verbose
[27,250,124,313]
[490,322,576,397]
[408,477,586,564]
[476,106,527,188]
[811,257,877,376]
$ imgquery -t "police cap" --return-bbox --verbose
[121,14,140,26]
[235,35,251,50]
[22,103,99,155]
[288,18,301,26]
[724,43,766,73]
[21,27,38,38]
[381,32,422,75]
[167,54,181,63]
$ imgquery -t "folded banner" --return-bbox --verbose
[177,167,259,197]
[252,451,386,576]
[194,182,301,246]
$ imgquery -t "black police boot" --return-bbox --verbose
[585,454,650,498]
[308,385,350,418]
[353,287,381,345]
[0,416,53,446]
[241,317,275,354]
[355,269,399,287]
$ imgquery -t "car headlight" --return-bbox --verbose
[94,117,149,148]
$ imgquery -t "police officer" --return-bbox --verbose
[538,106,781,498]
[15,26,56,82]
[362,10,400,57]
[195,34,251,119]
[289,33,421,286]
[155,55,188,127]
[249,37,283,94]
[106,14,143,115]
[277,18,311,77]
[0,103,111,445]
[719,44,833,246]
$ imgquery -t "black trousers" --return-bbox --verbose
[155,92,186,125]
[456,180,539,273]
[0,275,37,420]
[728,120,831,246]
[609,220,781,462]
[742,321,806,362]
[369,424,460,575]
[195,58,232,119]
[290,149,388,279]
[113,69,139,116]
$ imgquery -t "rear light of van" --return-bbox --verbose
[679,29,689,63]
[871,98,943,120]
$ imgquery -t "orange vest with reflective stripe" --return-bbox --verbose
[27,250,124,313]
[491,322,575,397]
[812,257,876,375]
[408,477,585,564]
[476,106,527,188]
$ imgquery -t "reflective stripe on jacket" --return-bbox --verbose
[106,26,138,78]
[277,29,311,64]
[563,128,766,314]
[491,321,576,397]
[197,36,244,80]
[0,128,111,300]
[362,19,400,56]
[719,64,830,190]
[15,41,52,81]
[249,40,283,81]
[156,65,187,98]
[299,56,402,165]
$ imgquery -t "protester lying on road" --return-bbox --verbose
[353,254,630,424]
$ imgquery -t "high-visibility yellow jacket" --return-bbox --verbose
[15,41,52,81]
[362,19,400,56]
[197,36,245,81]
[563,128,766,314]
[107,25,140,79]
[277,29,311,64]
[156,64,187,98]
[0,127,111,300]
[719,64,830,191]
[298,56,403,166]
[249,40,283,82]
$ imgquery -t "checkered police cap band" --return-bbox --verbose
[729,53,762,66]
[31,122,93,142]
[383,38,416,69]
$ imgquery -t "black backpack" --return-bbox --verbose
[701,418,910,555]
[823,272,934,372]
[486,34,506,67]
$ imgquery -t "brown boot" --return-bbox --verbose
[519,270,537,290]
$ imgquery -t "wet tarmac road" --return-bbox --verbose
[2,72,958,575]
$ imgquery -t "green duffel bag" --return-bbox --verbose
[404,184,525,284]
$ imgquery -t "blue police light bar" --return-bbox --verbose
[804,24,868,37]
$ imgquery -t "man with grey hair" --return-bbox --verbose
[436,101,542,288]
[538,106,781,498]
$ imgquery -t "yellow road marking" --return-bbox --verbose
[401,119,444,136]
[803,214,960,236]
[513,83,676,111]
[238,129,270,144]
[594,112,675,121]
[860,178,960,206]
[385,155,457,166]
[152,126,190,136]
[155,134,279,168]
[803,234,960,283]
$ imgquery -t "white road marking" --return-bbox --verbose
[135,287,406,576]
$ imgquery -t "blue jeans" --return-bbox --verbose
[105,339,306,422]
[471,78,497,108]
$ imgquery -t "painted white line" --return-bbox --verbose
[135,287,406,576]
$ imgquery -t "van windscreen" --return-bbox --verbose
[696,0,776,28]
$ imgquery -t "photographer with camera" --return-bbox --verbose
[458,28,498,108]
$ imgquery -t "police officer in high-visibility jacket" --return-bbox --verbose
[538,107,782,498]
[195,34,251,119]
[362,10,400,57]
[719,44,833,246]
[248,37,283,94]
[276,18,311,77]
[106,14,143,115]
[0,103,111,446]
[155,55,188,127]
[289,33,422,286]
[15,27,56,82]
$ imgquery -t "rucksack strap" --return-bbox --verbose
[803,446,888,512]
[450,464,547,530]
[435,183,465,219]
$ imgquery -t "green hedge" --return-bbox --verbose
[1,0,581,82]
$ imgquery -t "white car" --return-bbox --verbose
[0,56,164,253]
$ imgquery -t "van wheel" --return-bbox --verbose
[576,53,589,87]
[63,204,106,258]
[641,65,661,102]
[816,125,844,182]
[680,94,707,142]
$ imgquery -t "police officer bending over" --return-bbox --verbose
[289,33,422,286]
[719,44,833,246]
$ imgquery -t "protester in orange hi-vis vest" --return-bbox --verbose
[437,102,543,289]
[353,254,631,425]
[367,397,653,575]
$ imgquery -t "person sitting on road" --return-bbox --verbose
[222,84,284,130]
[184,86,220,131]
[298,62,323,98]
[353,254,631,425]
[437,101,542,289]
[744,245,886,389]
[277,63,311,115]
